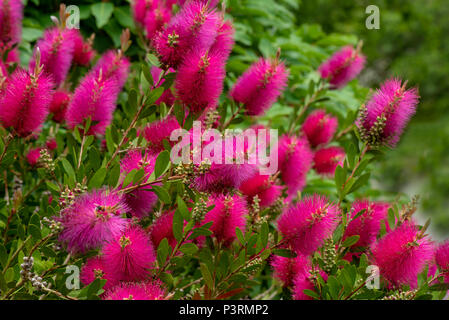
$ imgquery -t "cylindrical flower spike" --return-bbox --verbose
[302,109,338,148]
[271,254,310,288]
[103,226,156,282]
[230,57,288,116]
[357,78,419,148]
[343,200,390,249]
[0,56,54,137]
[49,89,71,123]
[153,0,219,68]
[30,27,75,86]
[0,0,23,63]
[277,134,314,199]
[371,221,433,288]
[313,146,345,176]
[202,194,248,245]
[103,281,166,300]
[65,71,119,135]
[277,194,340,256]
[175,48,226,114]
[57,189,129,254]
[318,44,365,89]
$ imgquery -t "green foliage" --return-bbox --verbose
[0,0,446,301]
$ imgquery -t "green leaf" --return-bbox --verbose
[347,172,371,194]
[61,158,76,181]
[88,167,107,189]
[145,87,165,106]
[177,196,190,220]
[0,244,7,268]
[334,165,346,190]
[157,238,170,267]
[260,222,269,248]
[146,53,160,68]
[172,209,184,242]
[342,235,360,247]
[152,185,171,203]
[121,169,137,188]
[200,263,214,289]
[179,243,199,255]
[235,227,245,245]
[153,150,170,178]
[273,248,297,258]
[303,289,320,300]
[28,225,42,240]
[91,3,114,28]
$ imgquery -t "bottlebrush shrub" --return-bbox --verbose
[0,1,447,301]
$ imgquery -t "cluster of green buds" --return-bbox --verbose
[39,149,55,174]
[58,182,87,208]
[358,105,387,148]
[381,290,417,300]
[174,159,211,187]
[248,195,261,226]
[42,216,62,232]
[192,195,209,223]
[203,109,220,129]
[20,257,48,291]
[265,197,285,219]
[322,238,337,273]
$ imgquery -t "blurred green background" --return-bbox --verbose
[21,0,449,236]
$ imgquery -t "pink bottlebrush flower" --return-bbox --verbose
[144,3,172,40]
[68,29,95,66]
[143,115,181,153]
[313,146,345,176]
[230,57,288,116]
[202,194,248,245]
[239,172,281,208]
[103,281,166,300]
[65,72,119,135]
[49,89,71,123]
[148,210,177,249]
[58,190,129,254]
[357,78,419,147]
[178,0,219,7]
[0,68,54,137]
[371,221,433,288]
[302,109,338,148]
[26,147,42,166]
[90,50,130,92]
[46,138,57,151]
[292,273,315,300]
[151,66,176,106]
[80,256,116,290]
[119,150,158,218]
[153,0,219,68]
[278,135,314,198]
[131,0,156,26]
[271,254,310,288]
[343,200,389,249]
[277,195,340,256]
[175,48,226,113]
[103,226,156,282]
[435,241,449,278]
[209,19,235,61]
[192,134,258,193]
[30,27,75,85]
[0,0,23,56]
[318,45,365,88]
